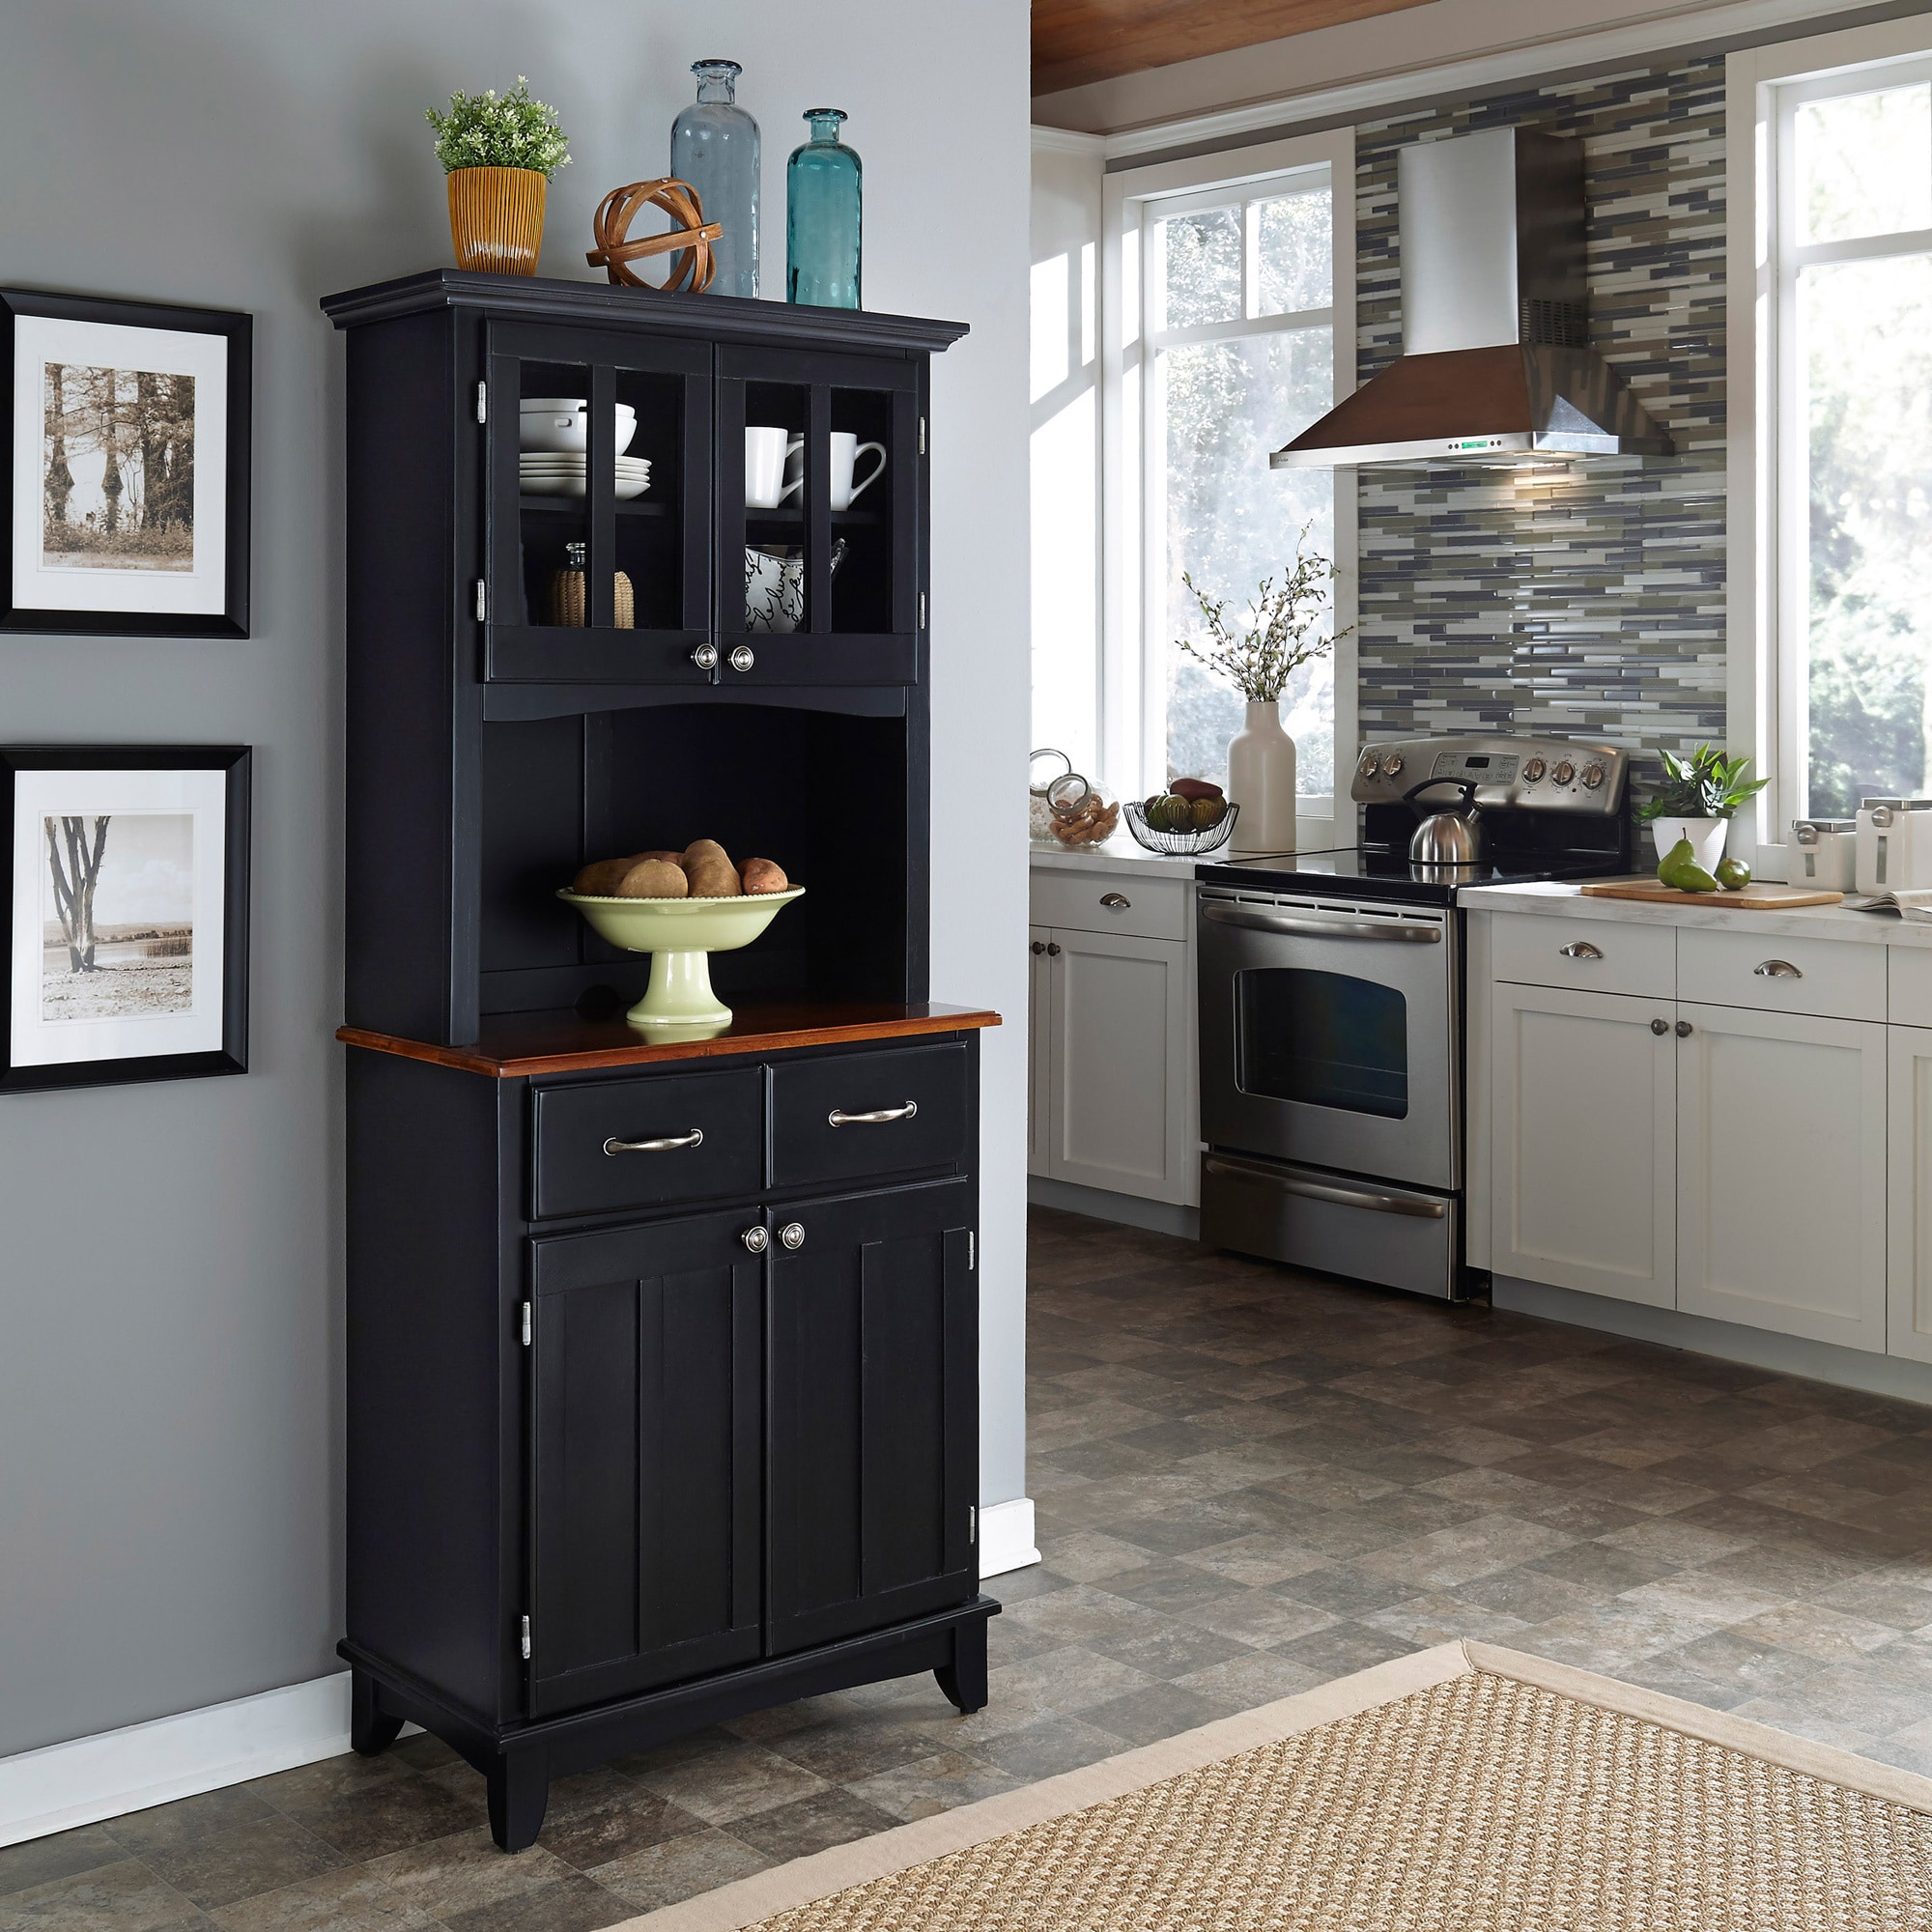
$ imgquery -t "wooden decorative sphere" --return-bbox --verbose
[586,179,724,295]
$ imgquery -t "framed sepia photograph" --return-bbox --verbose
[1,290,250,637]
[2,746,250,1093]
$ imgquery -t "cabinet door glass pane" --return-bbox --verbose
[1236,967,1408,1118]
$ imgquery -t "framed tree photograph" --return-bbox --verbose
[2,746,250,1094]
[1,289,250,637]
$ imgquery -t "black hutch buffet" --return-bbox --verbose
[321,270,998,1852]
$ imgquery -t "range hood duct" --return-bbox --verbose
[1271,127,1672,469]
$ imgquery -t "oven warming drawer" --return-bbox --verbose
[1200,1150,1462,1301]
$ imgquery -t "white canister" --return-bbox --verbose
[1791,819,1857,891]
[1856,799,1932,895]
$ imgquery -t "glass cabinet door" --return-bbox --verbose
[484,322,713,685]
[714,346,922,686]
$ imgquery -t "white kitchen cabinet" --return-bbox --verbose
[1490,980,1677,1308]
[1675,1001,1887,1351]
[1888,1024,1932,1364]
[1028,926,1054,1179]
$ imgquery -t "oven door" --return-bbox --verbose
[1197,890,1458,1191]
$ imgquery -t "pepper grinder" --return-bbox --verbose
[548,540,635,628]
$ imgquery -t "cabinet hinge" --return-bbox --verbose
[474,380,488,425]
[474,578,488,623]
[968,1231,976,1270]
[969,1504,978,1543]
[520,1301,532,1347]
[520,1614,531,1662]
[920,416,926,456]
[919,592,927,630]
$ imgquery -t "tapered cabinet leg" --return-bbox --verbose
[486,1753,550,1853]
[349,1669,405,1757]
[935,1618,988,1715]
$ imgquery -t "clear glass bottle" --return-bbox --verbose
[670,59,759,298]
[786,108,862,309]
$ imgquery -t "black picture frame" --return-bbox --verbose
[0,288,251,638]
[1,745,250,1094]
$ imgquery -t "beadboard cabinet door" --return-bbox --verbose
[1489,980,1677,1307]
[1676,1002,1887,1352]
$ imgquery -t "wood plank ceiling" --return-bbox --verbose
[1034,0,1438,94]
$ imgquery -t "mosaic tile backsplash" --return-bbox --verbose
[1351,57,1727,770]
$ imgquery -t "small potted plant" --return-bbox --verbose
[427,77,571,275]
[1638,745,1767,874]
[1176,527,1350,856]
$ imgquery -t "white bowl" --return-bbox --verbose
[519,404,639,456]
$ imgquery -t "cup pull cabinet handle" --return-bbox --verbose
[1100,893,1131,910]
[1651,1017,1669,1035]
[604,1128,704,1154]
[1754,959,1803,979]
[1559,940,1604,959]
[1676,1019,1694,1037]
[742,1225,769,1254]
[828,1101,918,1126]
[780,1222,806,1250]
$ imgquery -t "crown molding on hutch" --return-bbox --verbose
[1037,0,1899,160]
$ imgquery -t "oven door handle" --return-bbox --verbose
[1200,901,1443,944]
[1203,1157,1449,1219]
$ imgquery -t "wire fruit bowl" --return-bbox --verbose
[1123,800,1239,856]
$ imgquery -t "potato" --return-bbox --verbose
[572,856,638,895]
[683,838,731,868]
[635,849,686,867]
[740,858,788,895]
[614,858,689,898]
[686,854,744,897]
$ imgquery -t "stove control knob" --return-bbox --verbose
[1359,753,1380,780]
[1383,753,1405,777]
[1581,762,1605,789]
[1522,756,1547,783]
[1552,759,1576,786]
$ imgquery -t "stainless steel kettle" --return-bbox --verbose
[1404,779,1484,867]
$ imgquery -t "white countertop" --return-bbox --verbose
[1461,878,1932,948]
[1028,836,1202,880]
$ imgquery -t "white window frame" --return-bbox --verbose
[1729,17,1932,875]
[1101,131,1356,840]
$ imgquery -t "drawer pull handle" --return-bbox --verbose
[1100,892,1131,910]
[742,1225,769,1254]
[1558,940,1604,960]
[1754,959,1804,980]
[603,1128,704,1155]
[828,1101,918,1127]
[780,1221,806,1250]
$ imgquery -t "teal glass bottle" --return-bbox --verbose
[786,109,861,308]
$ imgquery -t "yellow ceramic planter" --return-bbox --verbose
[447,166,547,274]
[557,887,804,1026]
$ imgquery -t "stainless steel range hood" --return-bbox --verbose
[1271,127,1672,469]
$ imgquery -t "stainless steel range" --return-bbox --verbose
[1195,733,1631,1300]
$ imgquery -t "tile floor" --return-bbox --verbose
[13,1205,1932,1930]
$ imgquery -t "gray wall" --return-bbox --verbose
[0,0,1030,1760]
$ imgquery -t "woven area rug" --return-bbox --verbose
[615,1641,1932,1932]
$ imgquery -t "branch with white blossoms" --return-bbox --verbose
[1175,526,1351,705]
[427,77,571,179]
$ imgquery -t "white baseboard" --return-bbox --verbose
[0,1670,363,1848]
[979,1496,1041,1580]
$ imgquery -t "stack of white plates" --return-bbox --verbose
[520,454,652,501]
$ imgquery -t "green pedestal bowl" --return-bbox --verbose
[556,886,805,1027]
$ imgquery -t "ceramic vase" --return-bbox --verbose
[671,59,759,298]
[1652,815,1727,873]
[1227,700,1297,854]
[446,166,547,275]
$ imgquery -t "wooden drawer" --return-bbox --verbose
[772,1043,969,1189]
[1030,869,1188,942]
[532,1068,764,1219]
[1492,913,1675,999]
[1677,926,1884,1022]
[1889,946,1932,1028]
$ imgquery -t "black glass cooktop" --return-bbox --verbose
[1194,843,1629,908]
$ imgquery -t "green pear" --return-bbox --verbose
[1715,856,1751,891]
[1658,837,1721,894]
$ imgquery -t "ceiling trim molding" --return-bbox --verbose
[1031,125,1109,156]
[1061,0,1893,158]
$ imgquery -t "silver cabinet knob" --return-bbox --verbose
[1754,959,1803,979]
[1558,940,1604,960]
[1651,1017,1669,1035]
[742,1225,769,1254]
[780,1222,805,1251]
[1676,1019,1693,1037]
[690,643,719,669]
[604,1128,703,1154]
[1099,893,1130,910]
[728,644,755,672]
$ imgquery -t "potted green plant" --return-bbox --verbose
[1637,745,1767,874]
[427,77,571,276]
[1176,527,1350,856]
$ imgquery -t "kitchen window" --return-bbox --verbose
[1033,129,1355,828]
[1732,22,1932,855]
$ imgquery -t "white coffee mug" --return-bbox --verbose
[745,426,804,509]
[783,432,888,512]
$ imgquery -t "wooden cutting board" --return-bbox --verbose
[1578,877,1844,909]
